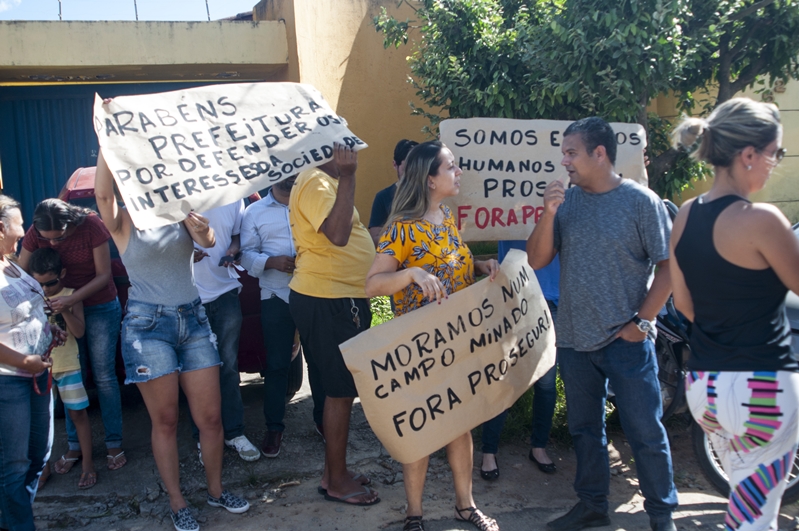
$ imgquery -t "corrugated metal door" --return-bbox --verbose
[0,82,219,222]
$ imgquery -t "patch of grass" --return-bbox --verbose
[467,240,499,257]
[370,296,394,327]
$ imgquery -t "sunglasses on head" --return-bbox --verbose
[39,278,59,288]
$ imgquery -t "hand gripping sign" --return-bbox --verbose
[93,82,367,230]
[440,118,647,241]
[340,250,556,464]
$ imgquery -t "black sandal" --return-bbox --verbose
[455,506,499,531]
[403,515,425,531]
[528,449,557,474]
[480,456,500,481]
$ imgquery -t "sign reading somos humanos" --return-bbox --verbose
[339,250,556,464]
[440,118,647,241]
[93,82,367,230]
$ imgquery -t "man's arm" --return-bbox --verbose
[527,180,564,269]
[617,259,671,342]
[319,144,358,247]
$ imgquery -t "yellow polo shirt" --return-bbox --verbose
[289,168,375,299]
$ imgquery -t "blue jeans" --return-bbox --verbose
[482,301,558,453]
[559,338,678,522]
[481,362,558,453]
[121,299,220,382]
[67,298,122,451]
[190,289,244,440]
[0,373,53,531]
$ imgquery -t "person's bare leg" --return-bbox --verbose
[136,373,187,512]
[181,366,224,498]
[447,432,476,511]
[322,396,378,503]
[70,408,96,487]
[403,456,430,517]
[531,447,553,464]
[481,453,497,472]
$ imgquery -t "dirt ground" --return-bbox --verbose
[31,370,799,531]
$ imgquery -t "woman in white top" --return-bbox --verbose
[0,195,64,531]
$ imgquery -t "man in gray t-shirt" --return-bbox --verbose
[527,117,678,531]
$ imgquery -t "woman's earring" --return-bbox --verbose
[747,165,752,171]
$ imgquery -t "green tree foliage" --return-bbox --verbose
[375,0,799,198]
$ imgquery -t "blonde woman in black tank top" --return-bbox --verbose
[670,98,799,531]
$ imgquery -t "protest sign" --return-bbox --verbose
[440,118,647,241]
[340,249,555,464]
[93,82,367,230]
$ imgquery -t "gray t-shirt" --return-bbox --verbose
[121,222,199,307]
[554,179,671,351]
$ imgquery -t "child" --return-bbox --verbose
[29,247,96,490]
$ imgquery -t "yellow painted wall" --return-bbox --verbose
[254,0,428,220]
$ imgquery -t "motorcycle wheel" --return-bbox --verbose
[691,421,799,504]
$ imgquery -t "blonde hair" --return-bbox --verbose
[672,98,781,167]
[386,141,446,225]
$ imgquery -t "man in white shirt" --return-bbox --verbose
[192,199,260,462]
[240,176,325,457]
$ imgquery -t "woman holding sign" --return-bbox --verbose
[94,146,249,531]
[366,141,500,531]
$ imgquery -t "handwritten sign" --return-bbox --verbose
[440,118,647,241]
[93,82,367,230]
[340,250,555,464]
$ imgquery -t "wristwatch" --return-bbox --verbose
[632,315,654,334]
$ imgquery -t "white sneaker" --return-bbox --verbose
[225,435,261,462]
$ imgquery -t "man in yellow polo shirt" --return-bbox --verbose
[288,143,379,507]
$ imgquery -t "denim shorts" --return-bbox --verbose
[121,298,220,384]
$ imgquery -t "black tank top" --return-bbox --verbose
[674,194,796,372]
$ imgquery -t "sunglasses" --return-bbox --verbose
[763,146,787,163]
[38,278,60,288]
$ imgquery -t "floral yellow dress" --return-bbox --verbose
[377,205,475,316]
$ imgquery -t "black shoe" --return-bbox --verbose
[480,457,499,481]
[650,519,676,531]
[547,501,610,531]
[529,449,557,474]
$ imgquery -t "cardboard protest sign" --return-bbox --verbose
[340,250,555,464]
[93,82,367,230]
[440,118,647,241]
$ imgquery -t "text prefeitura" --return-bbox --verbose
[96,98,362,212]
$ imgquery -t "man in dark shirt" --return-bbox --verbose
[368,139,418,245]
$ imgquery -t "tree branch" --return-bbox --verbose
[728,0,776,21]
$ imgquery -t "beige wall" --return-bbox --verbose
[255,0,428,220]
[0,20,288,83]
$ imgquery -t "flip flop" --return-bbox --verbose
[54,454,81,474]
[107,450,127,471]
[323,486,380,506]
[317,473,372,495]
[78,471,97,490]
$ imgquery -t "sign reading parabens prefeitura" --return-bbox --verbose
[93,82,367,230]
[440,118,647,241]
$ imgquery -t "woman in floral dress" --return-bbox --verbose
[366,141,500,531]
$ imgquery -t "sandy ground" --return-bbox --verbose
[31,369,799,531]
